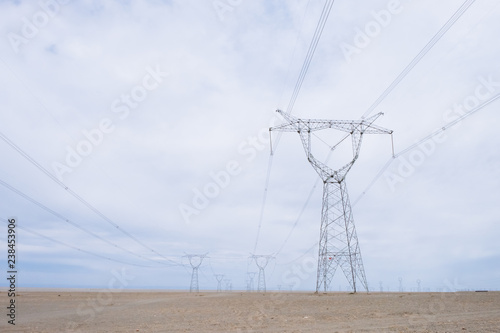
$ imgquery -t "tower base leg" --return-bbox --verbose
[315,180,368,293]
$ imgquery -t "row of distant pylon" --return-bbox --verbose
[185,254,274,293]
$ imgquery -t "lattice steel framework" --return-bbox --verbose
[271,110,392,293]
[215,274,224,292]
[250,254,274,292]
[224,279,232,292]
[247,272,256,292]
[185,254,208,293]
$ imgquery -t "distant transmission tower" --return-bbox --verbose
[250,254,274,292]
[271,110,392,293]
[215,274,224,292]
[224,279,232,292]
[185,254,208,293]
[247,272,256,292]
[399,277,404,292]
[417,279,421,292]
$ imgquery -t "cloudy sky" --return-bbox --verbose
[0,0,499,292]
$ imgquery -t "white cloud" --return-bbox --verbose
[0,0,498,291]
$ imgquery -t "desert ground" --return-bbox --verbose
[1,290,499,332]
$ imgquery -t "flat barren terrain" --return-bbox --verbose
[1,290,499,332]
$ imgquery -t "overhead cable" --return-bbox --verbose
[0,217,153,267]
[0,178,178,267]
[361,0,477,118]
[0,131,181,266]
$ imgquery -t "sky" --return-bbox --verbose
[0,0,499,292]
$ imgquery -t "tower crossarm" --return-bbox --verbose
[356,112,393,135]
[272,110,392,135]
[271,110,392,182]
[185,253,208,269]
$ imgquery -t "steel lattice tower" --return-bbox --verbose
[215,274,224,292]
[271,110,392,293]
[250,254,274,292]
[247,272,256,292]
[224,279,232,292]
[185,254,207,293]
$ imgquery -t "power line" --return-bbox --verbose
[274,161,323,256]
[0,178,178,267]
[276,241,318,266]
[361,0,478,119]
[252,154,274,253]
[0,55,177,266]
[277,0,313,106]
[0,217,152,267]
[354,91,500,205]
[272,0,336,153]
[274,143,340,256]
[272,0,336,151]
[253,0,336,254]
[0,131,180,266]
[286,0,336,115]
[270,0,481,258]
[275,90,500,271]
[351,158,394,206]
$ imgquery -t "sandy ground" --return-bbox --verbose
[1,290,499,332]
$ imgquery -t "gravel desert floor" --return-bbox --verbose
[1,290,499,332]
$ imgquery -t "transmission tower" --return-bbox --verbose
[247,272,256,292]
[250,254,274,292]
[398,277,404,292]
[224,279,232,292]
[215,274,224,292]
[185,254,208,293]
[271,110,393,293]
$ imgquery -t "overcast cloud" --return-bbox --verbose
[0,0,499,292]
